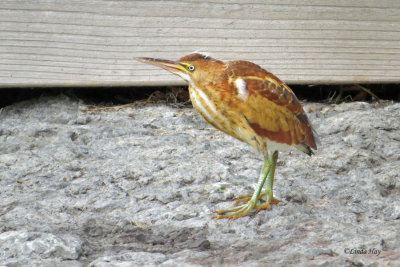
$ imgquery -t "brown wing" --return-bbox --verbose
[227,60,318,151]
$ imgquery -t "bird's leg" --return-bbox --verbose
[232,151,280,207]
[215,155,272,219]
[256,150,280,211]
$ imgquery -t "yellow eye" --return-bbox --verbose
[187,65,195,71]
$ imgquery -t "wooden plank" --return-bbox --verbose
[1,0,400,87]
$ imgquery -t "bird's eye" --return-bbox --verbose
[188,65,195,71]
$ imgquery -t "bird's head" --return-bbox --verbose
[136,53,224,86]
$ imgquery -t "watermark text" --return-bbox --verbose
[344,248,381,256]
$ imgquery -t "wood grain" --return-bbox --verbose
[1,0,400,87]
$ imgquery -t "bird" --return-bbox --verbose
[136,53,319,220]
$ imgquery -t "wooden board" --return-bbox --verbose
[1,0,400,88]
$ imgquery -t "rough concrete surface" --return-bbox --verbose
[0,94,399,266]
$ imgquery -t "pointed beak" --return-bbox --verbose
[135,57,187,74]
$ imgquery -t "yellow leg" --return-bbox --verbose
[231,151,280,206]
[215,151,280,220]
[265,150,279,203]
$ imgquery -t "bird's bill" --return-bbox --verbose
[135,57,188,74]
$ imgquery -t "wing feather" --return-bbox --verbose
[227,61,318,150]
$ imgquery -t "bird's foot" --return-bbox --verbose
[215,200,256,220]
[215,195,280,220]
[232,192,280,206]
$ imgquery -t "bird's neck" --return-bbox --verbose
[193,65,227,90]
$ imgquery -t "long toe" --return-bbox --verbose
[255,202,271,213]
[255,198,280,214]
[269,197,281,205]
[215,201,256,220]
[216,197,281,219]
[215,205,243,215]
[233,192,268,206]
[232,195,252,206]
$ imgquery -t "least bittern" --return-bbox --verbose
[136,53,319,220]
